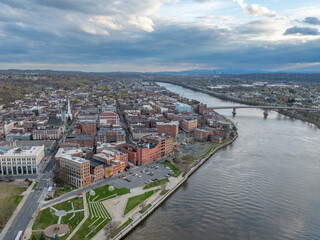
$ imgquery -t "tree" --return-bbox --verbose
[54,234,60,240]
[160,182,167,193]
[139,201,146,210]
[104,220,120,239]
[40,232,46,240]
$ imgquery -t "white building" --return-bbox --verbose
[175,102,191,113]
[0,145,45,175]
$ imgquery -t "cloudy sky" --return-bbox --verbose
[0,0,320,72]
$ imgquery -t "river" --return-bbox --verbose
[124,82,320,240]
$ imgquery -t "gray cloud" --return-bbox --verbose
[284,26,320,36]
[303,17,320,25]
[0,0,319,72]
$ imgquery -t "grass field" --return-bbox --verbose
[32,197,85,240]
[92,184,130,201]
[139,203,152,214]
[54,197,84,211]
[32,181,39,190]
[71,185,130,240]
[0,183,27,232]
[32,208,59,230]
[55,185,78,197]
[162,161,181,177]
[111,218,133,237]
[143,178,169,189]
[124,190,158,215]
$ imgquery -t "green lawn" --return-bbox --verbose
[32,181,39,190]
[160,189,169,196]
[71,185,130,240]
[201,144,218,158]
[0,184,27,232]
[71,216,110,240]
[33,197,85,240]
[54,197,84,211]
[201,137,235,158]
[111,218,133,237]
[32,208,59,230]
[60,212,84,240]
[162,161,181,177]
[139,203,152,214]
[143,178,169,189]
[56,185,78,197]
[91,184,130,201]
[124,190,158,215]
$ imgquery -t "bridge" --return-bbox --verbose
[210,106,320,117]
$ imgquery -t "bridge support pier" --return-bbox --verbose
[232,108,236,116]
[263,109,269,118]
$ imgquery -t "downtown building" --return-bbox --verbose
[143,134,173,158]
[0,145,45,176]
[121,143,159,166]
[156,121,179,138]
[59,155,91,187]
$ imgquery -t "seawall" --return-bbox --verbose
[112,133,238,240]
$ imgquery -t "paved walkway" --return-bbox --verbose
[66,195,89,240]
[0,181,35,240]
[92,176,183,240]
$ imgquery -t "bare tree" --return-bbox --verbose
[104,220,120,240]
[139,201,146,210]
[160,182,167,194]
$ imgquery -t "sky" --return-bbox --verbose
[0,0,320,72]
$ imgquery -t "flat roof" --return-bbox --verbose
[0,146,43,156]
[61,155,88,164]
[0,140,55,148]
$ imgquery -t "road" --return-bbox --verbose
[117,103,133,144]
[3,121,77,240]
[3,174,49,240]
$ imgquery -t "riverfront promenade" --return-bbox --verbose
[110,133,238,240]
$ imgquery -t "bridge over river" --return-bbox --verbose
[210,106,320,117]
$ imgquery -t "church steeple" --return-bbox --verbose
[67,97,71,115]
[66,97,72,120]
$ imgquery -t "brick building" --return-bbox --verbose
[181,119,198,133]
[65,135,95,148]
[99,111,120,127]
[194,128,211,142]
[121,143,159,166]
[156,121,179,138]
[97,127,125,143]
[198,103,207,115]
[59,155,91,187]
[144,135,173,158]
[75,122,97,136]
[32,127,62,140]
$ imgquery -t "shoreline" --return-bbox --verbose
[112,133,239,240]
[154,80,320,129]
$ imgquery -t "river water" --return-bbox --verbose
[124,82,320,240]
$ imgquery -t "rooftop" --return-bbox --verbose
[61,155,88,164]
[0,146,43,156]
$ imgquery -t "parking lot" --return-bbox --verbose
[110,161,174,189]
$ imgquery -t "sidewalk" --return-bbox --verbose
[66,195,89,240]
[0,181,35,240]
[92,176,183,240]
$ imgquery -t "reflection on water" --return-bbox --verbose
[124,83,320,240]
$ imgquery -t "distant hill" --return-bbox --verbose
[155,69,269,75]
